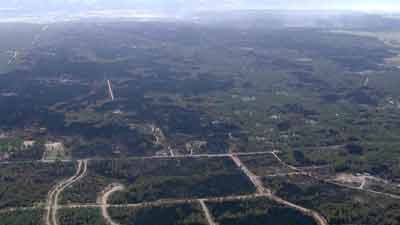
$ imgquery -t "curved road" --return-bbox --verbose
[46,160,88,225]
[100,184,125,225]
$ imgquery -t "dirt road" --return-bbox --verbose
[0,151,274,165]
[198,200,217,225]
[230,154,269,194]
[100,184,125,225]
[271,151,299,171]
[46,160,88,225]
[230,153,328,225]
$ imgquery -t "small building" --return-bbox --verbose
[0,153,10,161]
[45,142,64,152]
[23,141,35,149]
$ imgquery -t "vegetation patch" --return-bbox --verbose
[0,162,74,209]
[0,210,44,225]
[207,197,317,225]
[61,158,255,204]
[238,154,295,176]
[58,208,107,225]
[262,175,400,225]
[109,203,207,225]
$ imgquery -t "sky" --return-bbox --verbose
[1,0,400,12]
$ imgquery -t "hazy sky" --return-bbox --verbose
[1,0,400,12]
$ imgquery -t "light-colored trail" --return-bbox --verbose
[328,180,400,200]
[230,154,328,225]
[46,160,88,225]
[45,161,82,225]
[198,199,217,225]
[271,151,299,171]
[265,172,309,177]
[100,184,125,225]
[1,194,269,215]
[62,194,269,210]
[0,206,39,214]
[0,151,274,165]
[107,80,115,101]
[230,154,269,194]
[269,195,328,225]
[272,151,400,200]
